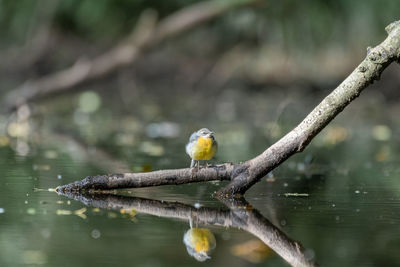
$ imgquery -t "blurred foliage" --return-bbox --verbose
[1,0,399,47]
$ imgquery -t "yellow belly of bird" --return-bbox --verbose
[193,137,216,160]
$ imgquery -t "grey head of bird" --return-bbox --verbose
[197,128,214,138]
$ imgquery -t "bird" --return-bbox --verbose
[183,227,216,261]
[186,128,218,168]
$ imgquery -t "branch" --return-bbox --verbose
[57,191,316,267]
[4,0,257,111]
[218,20,400,195]
[56,20,400,196]
[57,163,234,192]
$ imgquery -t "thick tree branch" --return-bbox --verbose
[57,191,316,267]
[56,20,400,196]
[4,0,257,111]
[57,163,234,192]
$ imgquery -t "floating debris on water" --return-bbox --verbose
[56,208,87,219]
[355,190,360,194]
[284,193,309,197]
[34,188,55,192]
[57,175,62,179]
[0,208,5,214]
[74,208,87,219]
[56,209,72,215]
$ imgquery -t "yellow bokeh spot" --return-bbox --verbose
[0,136,10,147]
[231,239,273,263]
[372,125,391,141]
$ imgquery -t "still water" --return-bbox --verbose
[1,90,400,266]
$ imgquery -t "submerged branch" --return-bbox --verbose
[57,191,316,267]
[56,20,400,196]
[4,0,257,111]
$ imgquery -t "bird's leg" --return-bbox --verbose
[190,159,195,168]
[205,161,210,168]
[196,160,200,171]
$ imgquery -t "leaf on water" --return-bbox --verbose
[56,209,72,215]
[74,208,87,219]
[231,239,273,263]
[56,208,87,219]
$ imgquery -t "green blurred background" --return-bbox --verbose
[1,1,400,266]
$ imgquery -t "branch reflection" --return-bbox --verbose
[57,191,317,267]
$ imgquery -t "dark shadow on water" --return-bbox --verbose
[57,191,317,267]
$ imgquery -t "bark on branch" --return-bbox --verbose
[57,191,316,267]
[56,20,400,196]
[4,0,257,111]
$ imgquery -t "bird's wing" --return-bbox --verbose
[189,132,198,142]
[186,132,198,156]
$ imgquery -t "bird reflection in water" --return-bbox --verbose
[183,227,216,261]
[56,191,317,267]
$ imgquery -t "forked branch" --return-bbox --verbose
[57,20,400,196]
